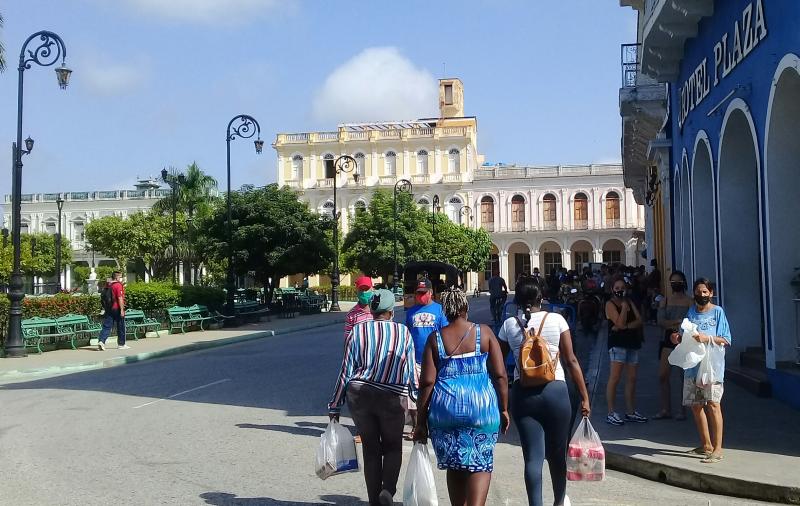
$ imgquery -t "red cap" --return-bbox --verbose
[355,276,373,290]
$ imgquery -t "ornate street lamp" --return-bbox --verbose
[225,114,262,317]
[330,155,358,312]
[431,194,441,258]
[393,179,413,294]
[6,31,70,358]
[55,196,64,292]
[161,169,186,285]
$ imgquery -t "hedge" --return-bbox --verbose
[0,293,101,346]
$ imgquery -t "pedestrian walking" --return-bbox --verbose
[498,276,591,506]
[413,288,509,506]
[405,278,449,436]
[343,275,374,340]
[97,270,128,351]
[328,289,418,506]
[655,270,692,420]
[605,277,647,425]
[674,278,731,464]
[488,273,508,323]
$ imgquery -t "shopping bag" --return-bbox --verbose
[696,341,725,387]
[315,421,359,480]
[567,417,605,481]
[668,318,706,369]
[403,443,438,506]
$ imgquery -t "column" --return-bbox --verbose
[562,249,572,270]
[498,191,507,231]
[558,190,566,230]
[593,249,603,263]
[65,264,72,290]
[567,194,574,231]
[528,190,537,230]
[529,250,539,274]
[499,250,510,281]
[625,239,637,266]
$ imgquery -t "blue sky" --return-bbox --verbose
[0,0,636,196]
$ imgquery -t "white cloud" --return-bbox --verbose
[117,0,292,24]
[81,59,150,96]
[312,47,438,125]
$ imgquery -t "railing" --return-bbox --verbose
[152,189,172,197]
[474,164,623,180]
[379,176,396,186]
[97,191,119,199]
[315,132,339,142]
[284,133,309,143]
[319,178,334,188]
[511,222,525,232]
[482,222,495,232]
[68,192,89,200]
[622,43,640,88]
[126,190,146,199]
[441,127,466,136]
[541,221,558,231]
[347,177,365,187]
[379,130,400,139]
[408,128,434,137]
[442,173,462,183]
[411,174,430,184]
[284,180,301,189]
[606,218,621,228]
[42,193,60,202]
[574,219,589,230]
[347,131,368,140]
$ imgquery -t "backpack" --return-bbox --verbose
[516,313,559,387]
[101,284,115,312]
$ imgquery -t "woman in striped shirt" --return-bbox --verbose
[328,288,418,506]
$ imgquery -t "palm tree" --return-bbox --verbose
[0,13,7,72]
[154,162,219,218]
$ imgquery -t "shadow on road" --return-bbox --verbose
[235,421,353,438]
[200,492,366,505]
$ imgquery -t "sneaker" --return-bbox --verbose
[378,489,393,506]
[563,495,571,506]
[97,341,105,351]
[625,411,649,423]
[118,344,131,350]
[606,412,624,426]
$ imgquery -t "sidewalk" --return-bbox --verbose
[588,322,800,504]
[0,303,356,385]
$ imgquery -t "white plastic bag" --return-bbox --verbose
[315,421,359,480]
[567,417,605,482]
[696,341,725,387]
[668,318,706,369]
[403,443,438,506]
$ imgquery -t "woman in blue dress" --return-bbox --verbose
[414,288,509,505]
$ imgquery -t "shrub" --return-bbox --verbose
[179,285,225,312]
[0,294,101,346]
[124,282,180,313]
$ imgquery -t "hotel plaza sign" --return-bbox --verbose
[678,0,767,130]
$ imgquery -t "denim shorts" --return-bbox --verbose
[609,347,639,364]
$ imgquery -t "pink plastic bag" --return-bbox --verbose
[566,417,605,481]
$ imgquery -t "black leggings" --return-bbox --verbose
[512,381,572,506]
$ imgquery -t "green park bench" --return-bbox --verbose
[187,304,218,329]
[299,291,328,314]
[124,309,162,340]
[21,317,75,354]
[166,306,205,334]
[55,314,102,348]
[234,300,271,322]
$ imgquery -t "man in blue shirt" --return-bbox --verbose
[404,278,449,437]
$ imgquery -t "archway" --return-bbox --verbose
[538,241,562,276]
[718,103,764,353]
[480,244,501,291]
[680,156,693,280]
[602,239,625,266]
[508,241,531,284]
[571,240,593,269]
[765,59,800,362]
[692,136,716,283]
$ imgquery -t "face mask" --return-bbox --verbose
[613,290,625,298]
[670,282,686,292]
[357,290,373,305]
[416,292,432,305]
[695,295,711,307]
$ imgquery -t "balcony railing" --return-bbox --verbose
[97,191,119,199]
[68,192,89,200]
[442,173,462,184]
[441,127,466,137]
[127,190,146,199]
[284,180,301,189]
[621,43,639,88]
[347,131,368,141]
[606,218,621,228]
[315,132,339,142]
[482,222,495,232]
[408,128,434,137]
[541,221,558,231]
[379,176,396,186]
[574,219,588,230]
[511,222,525,232]
[379,130,401,139]
[284,133,309,143]
[319,178,334,188]
[412,174,430,184]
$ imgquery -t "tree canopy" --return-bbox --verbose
[153,162,219,220]
[196,184,334,301]
[0,233,72,284]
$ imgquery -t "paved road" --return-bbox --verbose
[0,298,771,505]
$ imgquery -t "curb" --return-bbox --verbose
[0,317,345,385]
[605,451,800,504]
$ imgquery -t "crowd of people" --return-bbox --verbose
[326,262,732,505]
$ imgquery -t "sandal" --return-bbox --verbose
[685,447,712,457]
[653,412,672,420]
[701,454,723,464]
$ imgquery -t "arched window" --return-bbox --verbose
[542,193,557,230]
[321,200,335,218]
[354,152,366,177]
[606,191,621,228]
[573,192,588,229]
[354,200,367,216]
[44,219,57,235]
[480,196,495,232]
[511,195,525,232]
[448,148,460,173]
[385,151,396,176]
[417,150,428,175]
[291,154,303,180]
[323,153,335,179]
[417,197,430,210]
[448,196,463,223]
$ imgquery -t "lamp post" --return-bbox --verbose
[55,196,64,292]
[431,194,440,258]
[225,115,263,317]
[161,169,186,285]
[330,155,358,312]
[6,31,71,358]
[393,179,412,293]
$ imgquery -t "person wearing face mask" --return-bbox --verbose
[405,278,449,436]
[655,271,693,420]
[671,278,731,464]
[328,289,419,505]
[604,277,645,426]
[343,276,375,340]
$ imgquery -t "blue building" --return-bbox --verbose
[619,0,800,409]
